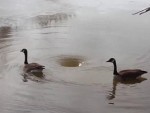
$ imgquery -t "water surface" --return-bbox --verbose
[0,0,150,113]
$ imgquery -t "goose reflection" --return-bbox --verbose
[107,76,147,100]
[22,71,45,82]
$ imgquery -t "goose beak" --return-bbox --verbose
[106,60,110,62]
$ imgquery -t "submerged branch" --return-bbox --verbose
[132,7,150,15]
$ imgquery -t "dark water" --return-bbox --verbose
[0,0,150,113]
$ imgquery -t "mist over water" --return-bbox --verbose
[0,0,150,113]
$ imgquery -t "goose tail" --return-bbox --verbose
[141,70,147,74]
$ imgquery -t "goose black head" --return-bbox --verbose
[21,48,28,64]
[21,48,27,53]
[106,58,115,63]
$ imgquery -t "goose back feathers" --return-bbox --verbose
[24,63,45,72]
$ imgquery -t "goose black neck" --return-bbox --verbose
[24,51,28,64]
[113,60,119,75]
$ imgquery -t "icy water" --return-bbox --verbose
[0,0,150,113]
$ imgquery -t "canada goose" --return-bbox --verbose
[21,48,45,73]
[106,58,147,79]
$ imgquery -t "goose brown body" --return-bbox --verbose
[118,69,147,79]
[24,63,45,72]
[21,49,45,73]
[107,58,147,79]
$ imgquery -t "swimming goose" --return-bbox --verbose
[21,48,45,73]
[106,58,147,79]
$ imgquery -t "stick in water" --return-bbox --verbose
[132,7,150,15]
